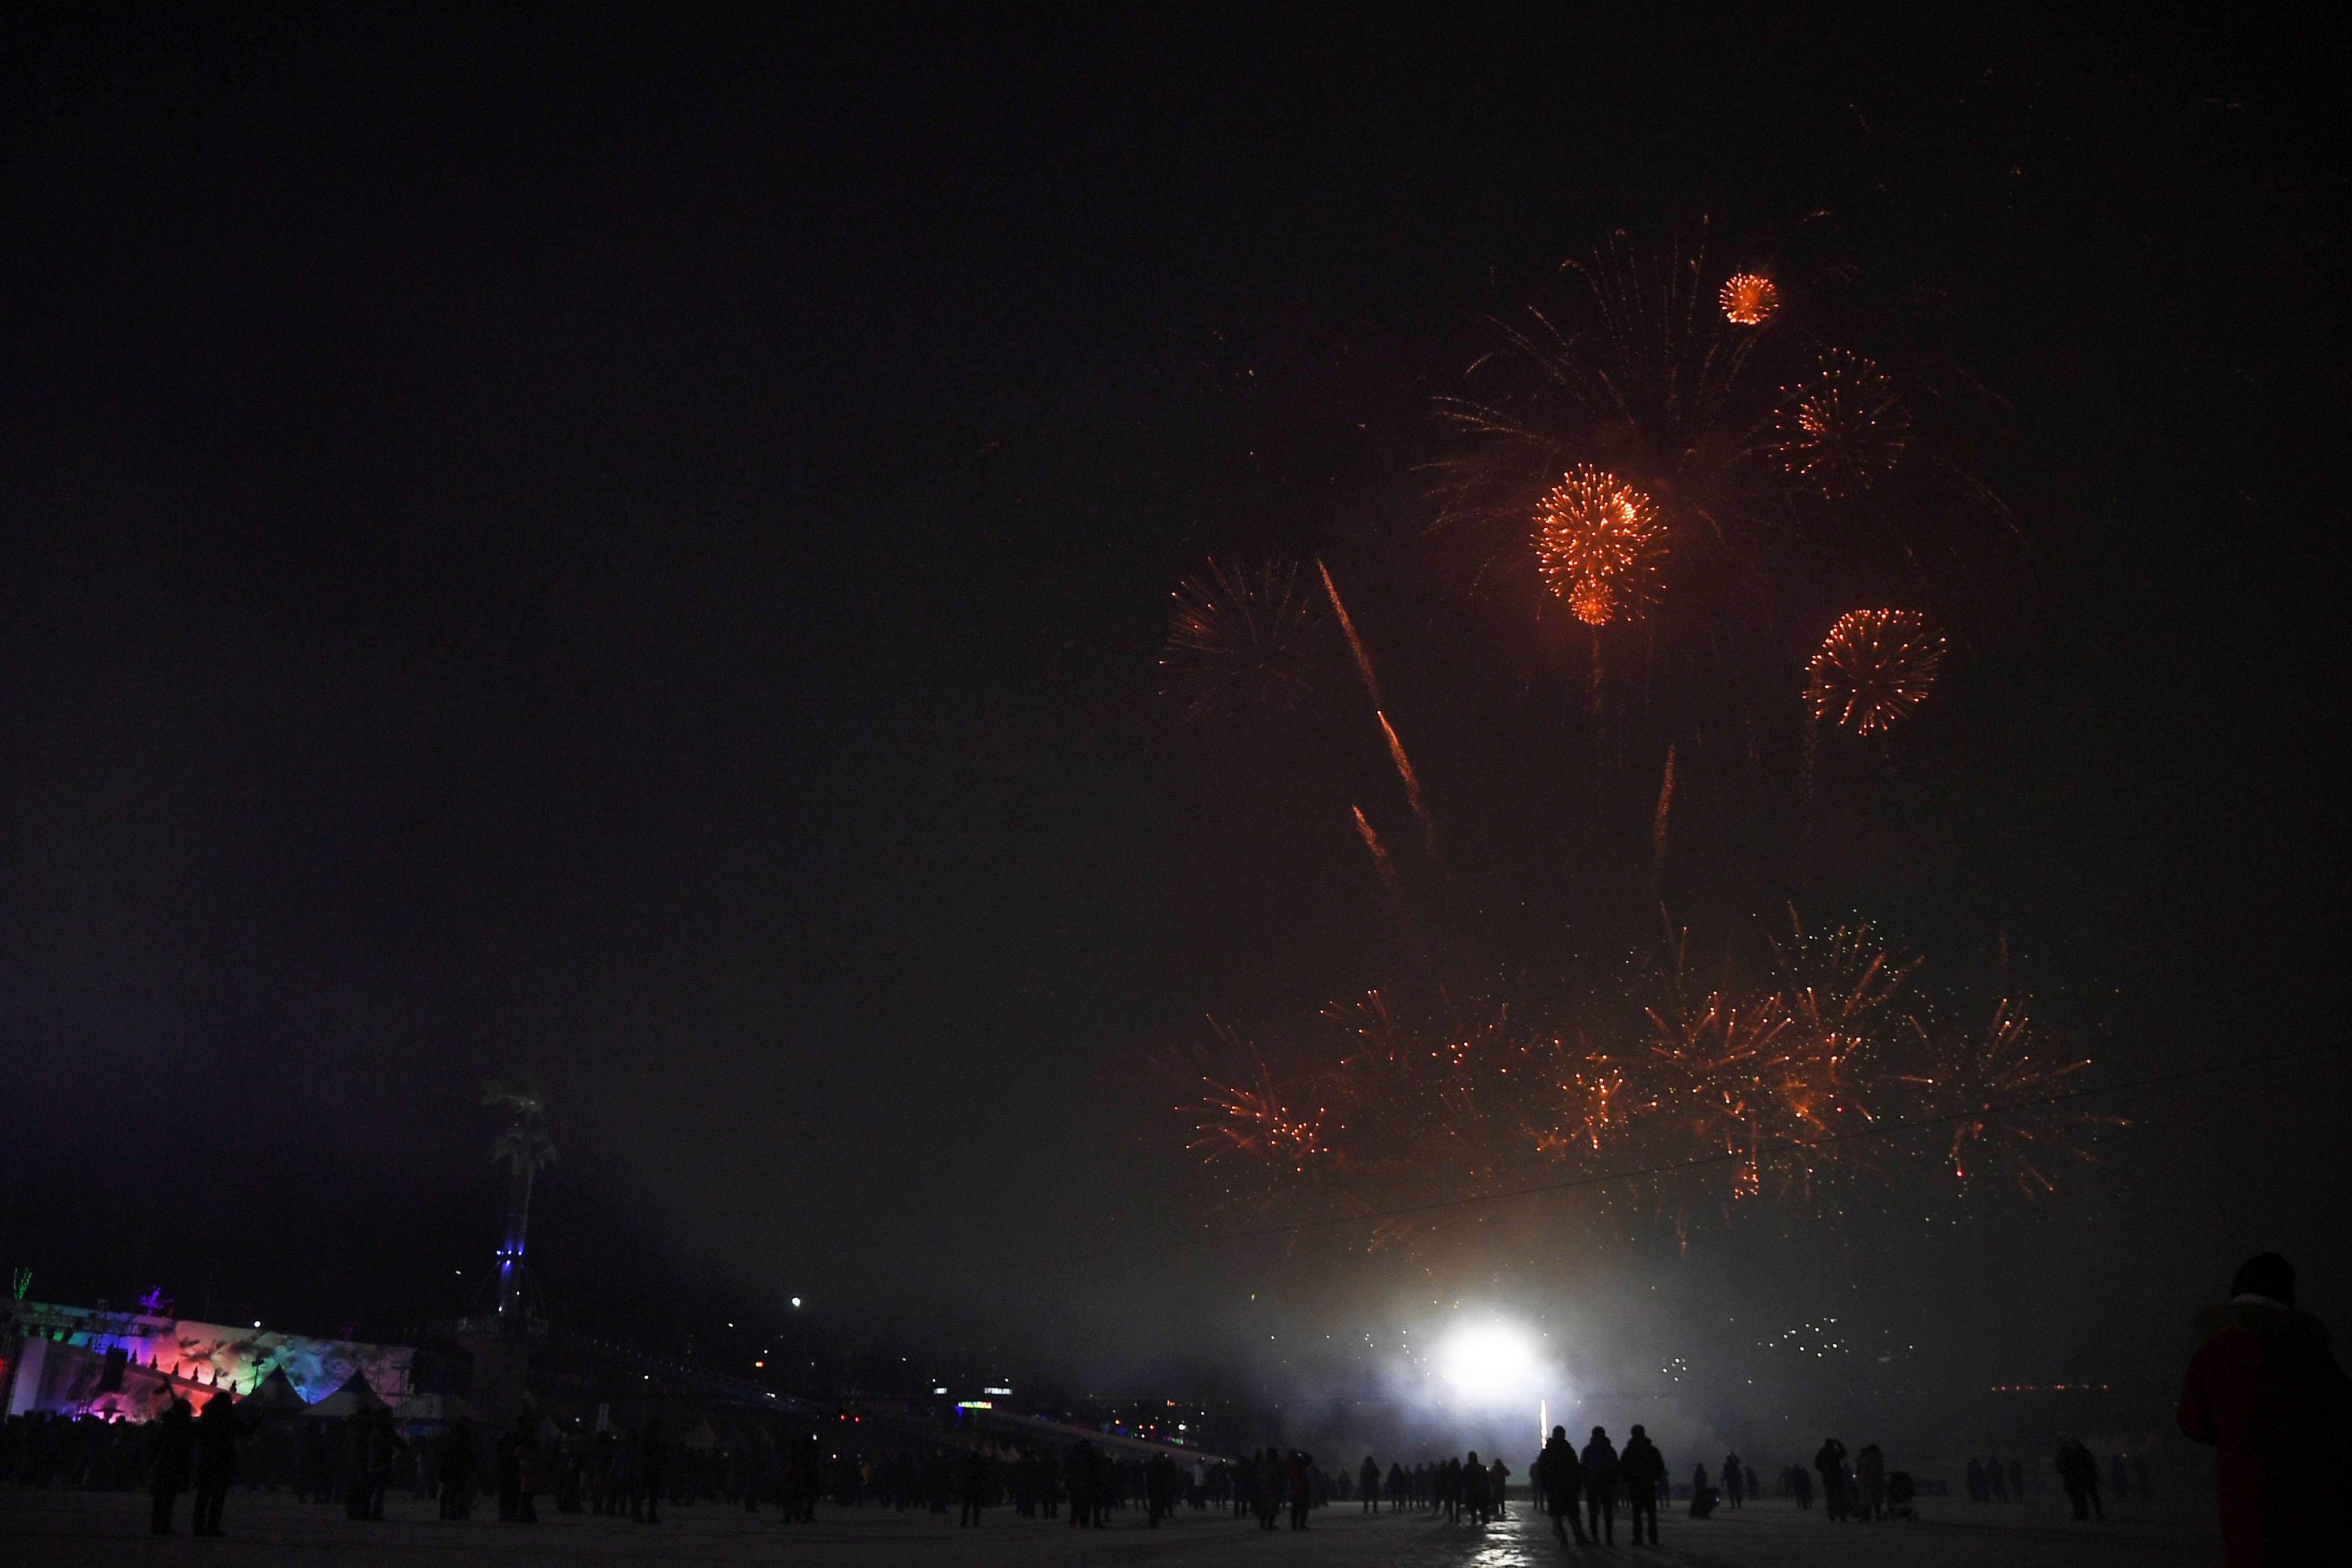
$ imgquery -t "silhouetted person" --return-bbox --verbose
[2006,1456,2021,1499]
[1146,1451,1175,1526]
[500,1412,539,1523]
[1066,1440,1097,1529]
[636,1419,664,1524]
[1463,1450,1489,1525]
[440,1418,478,1520]
[1621,1424,1664,1545]
[1287,1448,1312,1531]
[366,1408,399,1520]
[1358,1454,1380,1513]
[191,1396,246,1536]
[1722,1450,1743,1509]
[1855,1443,1884,1521]
[2055,1437,2102,1520]
[1690,1463,1719,1518]
[2109,1451,2130,1500]
[1815,1437,1849,1521]
[1582,1426,1618,1544]
[959,1448,990,1526]
[148,1398,195,1534]
[1966,1456,1985,1502]
[2179,1251,2352,1566]
[1538,1426,1589,1546]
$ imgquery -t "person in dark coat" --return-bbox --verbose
[1359,1453,1380,1513]
[439,1418,478,1520]
[500,1412,539,1523]
[1722,1450,1743,1509]
[1064,1440,1097,1529]
[1621,1424,1665,1545]
[1581,1427,1619,1545]
[2055,1436,2101,1521]
[148,1398,196,1534]
[2178,1251,2352,1567]
[1462,1451,1489,1525]
[1538,1426,1589,1546]
[1146,1452,1177,1526]
[366,1407,400,1520]
[959,1448,992,1526]
[634,1419,663,1525]
[1814,1436,1850,1521]
[191,1396,246,1536]
[1286,1448,1312,1531]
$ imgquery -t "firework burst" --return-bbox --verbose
[1532,466,1663,626]
[1776,349,1913,498]
[1719,273,1779,326]
[1897,1000,2112,1197]
[1807,609,1946,735]
[1168,908,2108,1246]
[1160,556,1322,723]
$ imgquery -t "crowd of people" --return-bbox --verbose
[5,1250,2340,1555]
[0,1402,2195,1545]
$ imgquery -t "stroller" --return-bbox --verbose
[1885,1471,1917,1520]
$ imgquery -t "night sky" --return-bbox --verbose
[2,8,2344,1445]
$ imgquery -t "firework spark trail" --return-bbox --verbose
[1651,743,1676,885]
[1374,709,1444,866]
[1316,558,1386,710]
[1351,805,1401,897]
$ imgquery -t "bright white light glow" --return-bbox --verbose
[1435,1320,1542,1408]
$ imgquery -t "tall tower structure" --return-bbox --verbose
[484,1086,555,1326]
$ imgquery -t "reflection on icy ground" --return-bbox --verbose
[1462,1514,1537,1568]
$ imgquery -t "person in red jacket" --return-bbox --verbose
[2176,1252,2352,1567]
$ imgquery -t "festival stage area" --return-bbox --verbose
[1,1489,2222,1566]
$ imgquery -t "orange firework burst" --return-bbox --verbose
[1776,349,1912,498]
[1807,609,1946,735]
[1719,273,1779,326]
[1160,556,1322,723]
[1531,466,1662,626]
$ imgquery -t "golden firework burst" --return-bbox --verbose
[1719,273,1779,326]
[1567,576,1615,627]
[1776,349,1912,498]
[1531,466,1662,626]
[1807,609,1946,735]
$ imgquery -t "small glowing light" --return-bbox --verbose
[790,1297,803,1308]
